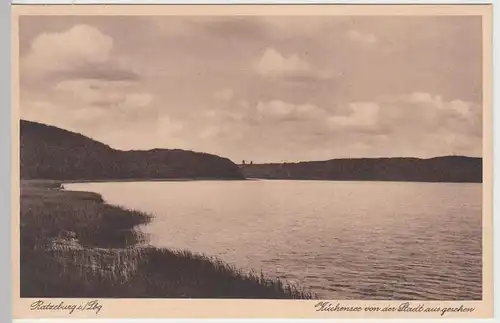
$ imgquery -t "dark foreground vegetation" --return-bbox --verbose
[21,120,244,180]
[21,180,314,298]
[240,156,482,183]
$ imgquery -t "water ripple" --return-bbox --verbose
[66,180,483,300]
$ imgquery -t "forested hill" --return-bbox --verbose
[239,156,482,183]
[20,120,244,180]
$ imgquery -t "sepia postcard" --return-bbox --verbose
[11,3,493,319]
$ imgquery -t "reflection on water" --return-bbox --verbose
[66,180,482,300]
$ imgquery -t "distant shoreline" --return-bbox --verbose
[59,177,249,185]
[60,177,482,185]
[236,177,482,184]
[238,156,482,184]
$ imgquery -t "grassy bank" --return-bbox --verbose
[20,180,314,299]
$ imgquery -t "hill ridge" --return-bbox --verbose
[247,155,480,165]
[239,156,482,183]
[20,119,244,180]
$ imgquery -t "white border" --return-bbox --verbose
[9,0,497,4]
[8,1,497,323]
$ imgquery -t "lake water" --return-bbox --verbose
[65,180,482,300]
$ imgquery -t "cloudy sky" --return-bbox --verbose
[19,15,482,163]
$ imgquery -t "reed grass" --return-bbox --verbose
[20,180,315,299]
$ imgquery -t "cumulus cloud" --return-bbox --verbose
[23,25,112,73]
[20,23,155,144]
[19,17,482,162]
[380,92,481,135]
[254,47,335,81]
[21,24,138,83]
[347,29,377,44]
[196,92,481,160]
[327,93,480,136]
[21,92,182,153]
[255,48,310,76]
[21,77,156,144]
[321,92,481,157]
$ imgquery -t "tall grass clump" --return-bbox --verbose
[20,180,316,299]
